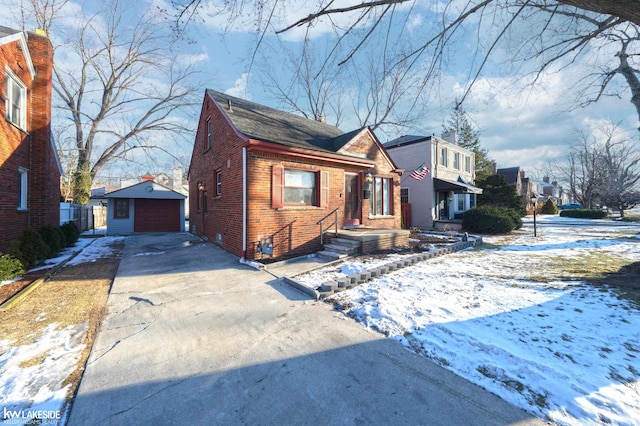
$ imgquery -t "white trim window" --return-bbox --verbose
[18,167,28,210]
[370,176,392,216]
[6,68,27,130]
[453,152,460,170]
[440,147,448,167]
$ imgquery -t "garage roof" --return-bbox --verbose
[106,181,186,199]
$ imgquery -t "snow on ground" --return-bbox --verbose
[305,217,640,425]
[0,234,122,425]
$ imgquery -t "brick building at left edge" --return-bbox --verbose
[0,25,62,253]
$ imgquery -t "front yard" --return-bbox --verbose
[295,216,640,425]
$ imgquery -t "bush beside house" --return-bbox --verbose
[0,223,80,281]
[463,206,523,234]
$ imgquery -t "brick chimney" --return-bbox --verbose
[27,29,59,228]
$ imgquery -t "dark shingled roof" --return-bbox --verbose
[497,167,521,185]
[207,89,356,154]
[0,25,21,39]
[383,135,433,149]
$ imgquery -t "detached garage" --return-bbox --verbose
[105,181,187,235]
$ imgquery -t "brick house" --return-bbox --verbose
[188,90,403,260]
[0,26,61,253]
[384,132,482,230]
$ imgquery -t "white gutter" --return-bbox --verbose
[242,147,247,258]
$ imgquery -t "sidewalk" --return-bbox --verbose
[68,233,545,425]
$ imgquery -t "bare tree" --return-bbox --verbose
[559,128,606,208]
[598,125,640,215]
[557,123,640,212]
[22,0,200,204]
[171,1,640,125]
[258,39,347,127]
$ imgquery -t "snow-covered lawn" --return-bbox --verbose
[1,233,122,426]
[298,216,640,425]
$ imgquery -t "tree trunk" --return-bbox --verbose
[73,155,91,205]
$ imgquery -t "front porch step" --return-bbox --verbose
[323,243,360,255]
[317,235,362,260]
[326,237,361,248]
[316,250,350,260]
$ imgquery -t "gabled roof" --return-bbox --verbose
[206,89,347,154]
[0,25,35,80]
[496,167,521,185]
[106,180,186,200]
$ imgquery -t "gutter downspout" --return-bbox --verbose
[242,147,247,258]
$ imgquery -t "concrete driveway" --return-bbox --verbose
[68,233,545,425]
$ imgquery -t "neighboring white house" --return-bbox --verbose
[383,132,482,230]
[105,180,187,235]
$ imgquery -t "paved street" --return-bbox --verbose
[68,233,545,425]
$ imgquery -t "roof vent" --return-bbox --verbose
[227,99,233,112]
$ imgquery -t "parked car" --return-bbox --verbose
[558,203,583,210]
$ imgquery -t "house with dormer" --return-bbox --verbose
[188,90,405,260]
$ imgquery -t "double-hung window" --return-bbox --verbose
[453,152,460,170]
[370,176,392,216]
[440,147,448,167]
[6,69,26,129]
[465,156,471,173]
[271,166,328,208]
[17,167,28,210]
[215,170,222,196]
[284,170,316,205]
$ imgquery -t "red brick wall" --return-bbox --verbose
[189,93,402,260]
[0,31,59,253]
[189,93,246,256]
[27,32,59,231]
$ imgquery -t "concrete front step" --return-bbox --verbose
[326,237,361,248]
[323,243,359,255]
[316,250,350,260]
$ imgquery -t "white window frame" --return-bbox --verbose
[6,68,27,130]
[18,167,28,210]
[284,169,317,206]
[206,117,212,150]
[370,176,392,216]
[215,170,222,196]
[465,156,471,173]
[440,147,448,167]
[453,152,460,170]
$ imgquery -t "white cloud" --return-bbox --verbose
[225,73,251,98]
[406,13,423,32]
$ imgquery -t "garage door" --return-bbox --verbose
[134,199,180,232]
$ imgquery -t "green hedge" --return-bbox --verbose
[0,253,24,282]
[463,206,522,234]
[559,209,607,219]
[6,222,80,274]
[540,199,558,215]
[61,222,80,245]
[9,228,49,269]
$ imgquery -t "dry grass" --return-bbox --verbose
[0,239,124,409]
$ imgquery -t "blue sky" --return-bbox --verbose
[2,0,638,179]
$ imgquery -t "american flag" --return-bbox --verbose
[410,164,430,180]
